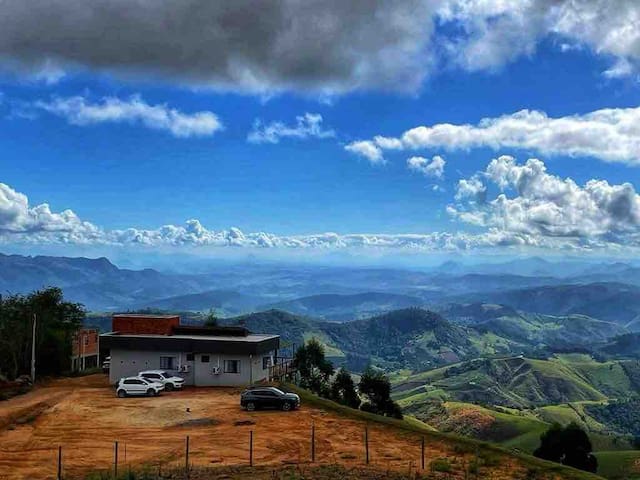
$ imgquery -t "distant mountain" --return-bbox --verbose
[263,292,424,322]
[436,302,627,347]
[134,289,263,316]
[452,282,640,327]
[0,253,208,310]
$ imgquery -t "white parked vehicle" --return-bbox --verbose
[138,370,185,391]
[116,376,164,398]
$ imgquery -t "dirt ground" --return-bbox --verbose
[0,375,534,480]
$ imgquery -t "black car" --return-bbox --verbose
[240,386,301,411]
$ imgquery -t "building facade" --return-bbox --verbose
[100,315,279,387]
[71,328,100,371]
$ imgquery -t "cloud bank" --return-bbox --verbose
[346,107,640,165]
[5,160,640,254]
[32,95,223,138]
[0,0,435,94]
[1,1,640,93]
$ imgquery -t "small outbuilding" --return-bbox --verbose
[100,314,279,387]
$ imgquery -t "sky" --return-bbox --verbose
[2,0,640,262]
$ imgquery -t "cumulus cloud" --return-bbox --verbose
[0,183,102,243]
[0,0,436,95]
[345,106,640,165]
[31,95,223,138]
[344,141,386,165]
[450,156,640,246]
[437,0,640,77]
[407,155,446,179]
[247,113,335,144]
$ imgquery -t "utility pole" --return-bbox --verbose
[30,313,36,384]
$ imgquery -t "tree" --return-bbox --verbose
[204,308,218,327]
[293,338,334,396]
[358,367,403,419]
[0,288,85,380]
[534,422,598,473]
[330,367,361,409]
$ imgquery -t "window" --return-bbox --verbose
[224,359,240,374]
[186,353,194,361]
[201,355,210,363]
[84,336,89,346]
[262,356,272,369]
[259,390,277,397]
[160,356,176,370]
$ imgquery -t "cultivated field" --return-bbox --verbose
[0,375,594,480]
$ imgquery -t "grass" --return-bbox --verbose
[284,384,604,480]
[594,451,640,479]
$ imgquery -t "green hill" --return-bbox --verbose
[393,355,640,409]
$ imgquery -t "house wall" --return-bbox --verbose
[109,348,274,387]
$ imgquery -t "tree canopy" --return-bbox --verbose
[534,422,598,473]
[0,287,85,380]
[293,338,334,396]
[330,367,361,409]
[358,367,403,419]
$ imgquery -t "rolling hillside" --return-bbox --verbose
[393,355,640,409]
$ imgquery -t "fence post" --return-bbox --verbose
[114,441,118,478]
[57,446,62,480]
[421,436,425,470]
[364,425,369,465]
[249,431,254,467]
[311,422,315,463]
[185,435,190,479]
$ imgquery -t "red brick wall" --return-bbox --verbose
[72,329,99,356]
[112,315,180,335]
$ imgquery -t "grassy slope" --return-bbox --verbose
[285,384,603,480]
[594,451,640,479]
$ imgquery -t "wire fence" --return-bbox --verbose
[38,425,503,480]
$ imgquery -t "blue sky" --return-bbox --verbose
[2,1,640,261]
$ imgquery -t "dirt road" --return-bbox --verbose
[0,375,527,479]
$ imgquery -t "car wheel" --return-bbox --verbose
[165,383,174,392]
[146,388,155,397]
[281,401,292,411]
[246,402,256,411]
[117,390,126,398]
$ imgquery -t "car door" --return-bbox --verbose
[134,378,147,395]
[259,389,278,408]
[143,373,160,385]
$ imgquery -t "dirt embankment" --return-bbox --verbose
[0,375,556,480]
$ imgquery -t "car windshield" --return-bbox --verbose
[161,372,171,378]
[269,388,285,395]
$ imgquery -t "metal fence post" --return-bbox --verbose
[249,431,254,467]
[311,422,315,463]
[364,425,369,465]
[114,441,118,478]
[57,446,62,480]
[185,436,190,479]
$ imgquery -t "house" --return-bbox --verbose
[71,328,100,371]
[100,314,280,386]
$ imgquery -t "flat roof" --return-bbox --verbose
[101,332,278,342]
[112,314,179,318]
[100,331,280,355]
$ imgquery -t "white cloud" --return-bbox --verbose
[436,0,640,78]
[345,106,640,165]
[0,183,102,242]
[4,171,640,254]
[247,113,335,144]
[33,95,223,138]
[344,141,385,165]
[407,155,446,179]
[451,156,640,245]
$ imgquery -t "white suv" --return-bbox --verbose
[138,370,185,391]
[116,376,164,398]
